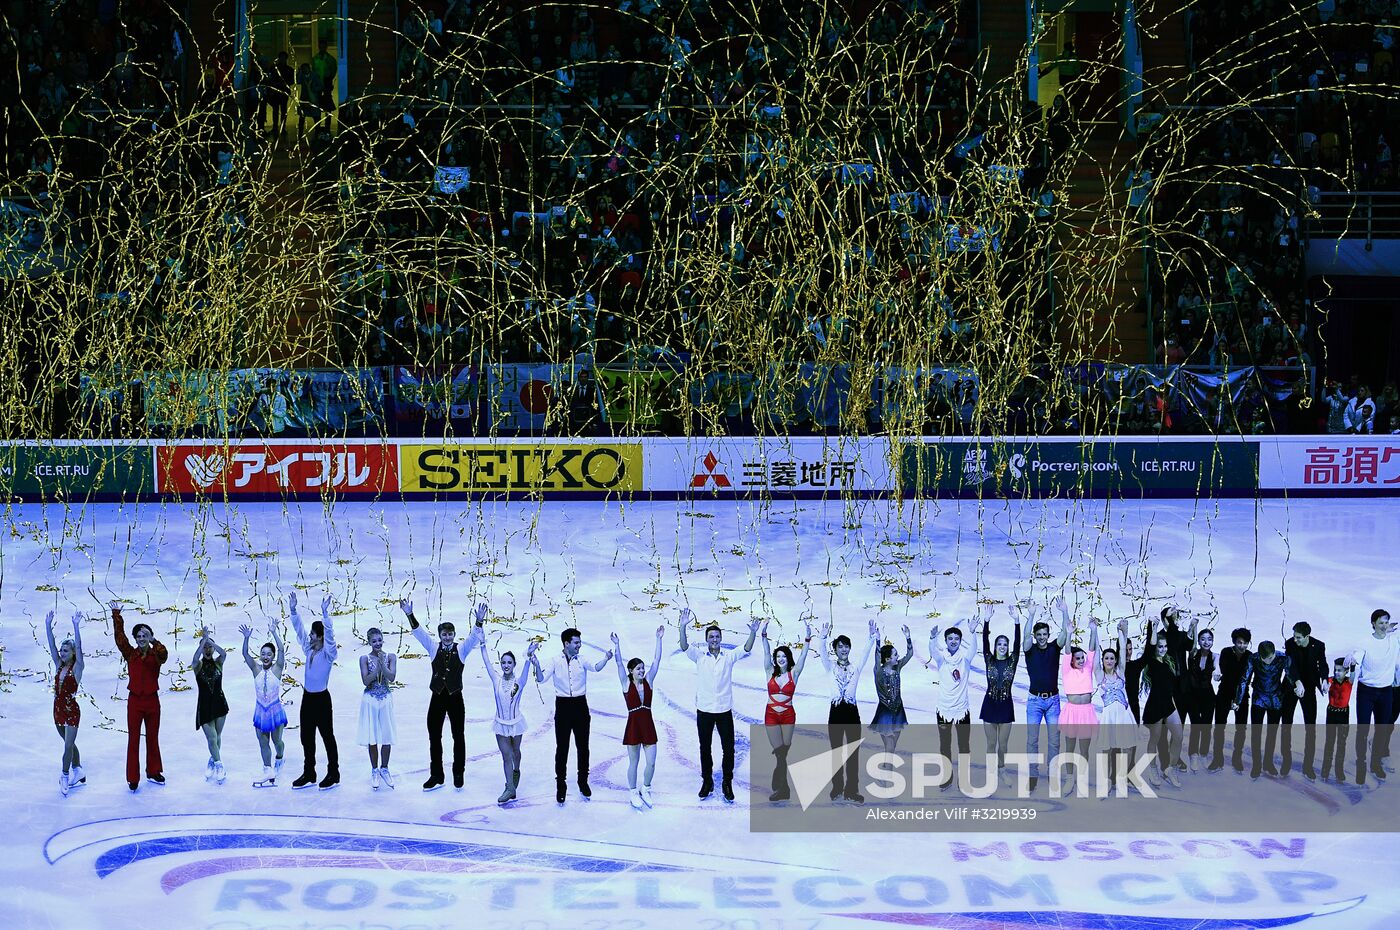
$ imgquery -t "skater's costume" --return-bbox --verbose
[253,666,289,732]
[53,667,80,727]
[623,679,658,746]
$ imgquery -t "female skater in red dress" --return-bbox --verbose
[45,610,85,796]
[760,618,813,801]
[611,627,665,810]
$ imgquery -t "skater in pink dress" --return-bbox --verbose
[1059,616,1101,795]
[611,627,665,810]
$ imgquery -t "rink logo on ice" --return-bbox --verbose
[158,443,399,495]
[38,815,1369,926]
[402,443,643,492]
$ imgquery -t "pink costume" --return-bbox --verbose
[1059,650,1099,738]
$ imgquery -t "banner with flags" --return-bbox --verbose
[392,366,479,432]
[752,364,855,431]
[486,363,582,432]
[597,366,679,431]
[142,370,225,433]
[878,366,978,432]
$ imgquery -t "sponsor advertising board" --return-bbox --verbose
[1258,437,1400,490]
[899,439,1259,496]
[648,436,893,493]
[399,442,643,492]
[156,442,398,495]
[0,444,153,498]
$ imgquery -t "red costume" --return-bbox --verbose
[622,679,657,746]
[115,613,168,784]
[765,674,796,725]
[53,667,80,727]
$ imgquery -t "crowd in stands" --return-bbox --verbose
[6,1,1396,440]
[1150,1,1388,380]
[1189,0,1397,192]
[2,0,181,190]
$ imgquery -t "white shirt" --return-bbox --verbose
[540,652,593,698]
[932,637,975,719]
[410,622,483,663]
[1350,632,1400,688]
[290,609,337,693]
[685,644,752,713]
[819,635,876,704]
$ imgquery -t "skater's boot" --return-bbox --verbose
[769,746,791,801]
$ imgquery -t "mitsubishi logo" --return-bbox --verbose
[691,451,731,488]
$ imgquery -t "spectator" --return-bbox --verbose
[1344,385,1376,434]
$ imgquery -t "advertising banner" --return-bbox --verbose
[649,437,893,494]
[0,444,153,498]
[157,442,398,496]
[400,442,643,493]
[900,439,1259,497]
[1258,437,1400,491]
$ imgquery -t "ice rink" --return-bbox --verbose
[1,495,1397,929]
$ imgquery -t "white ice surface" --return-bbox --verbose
[0,496,1397,930]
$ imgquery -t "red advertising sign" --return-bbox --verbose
[157,443,399,495]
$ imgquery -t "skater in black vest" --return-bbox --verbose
[403,598,486,790]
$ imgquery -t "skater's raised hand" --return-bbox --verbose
[748,618,762,635]
[610,631,621,648]
[655,625,665,639]
[901,623,911,640]
[868,619,878,638]
[239,623,253,639]
[678,607,694,627]
[399,598,412,616]
[45,610,55,629]
[759,620,770,638]
[474,603,488,626]
[288,591,298,612]
[526,639,540,657]
[320,595,332,616]
[109,599,122,613]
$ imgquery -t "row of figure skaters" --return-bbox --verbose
[44,593,1399,803]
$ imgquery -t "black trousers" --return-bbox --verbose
[426,690,466,779]
[1212,688,1248,768]
[697,710,736,785]
[1188,689,1216,757]
[938,712,973,756]
[554,696,591,784]
[1280,687,1318,773]
[1321,706,1349,779]
[1249,704,1282,777]
[299,689,339,777]
[828,701,862,796]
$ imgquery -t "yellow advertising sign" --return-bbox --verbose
[400,444,643,492]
